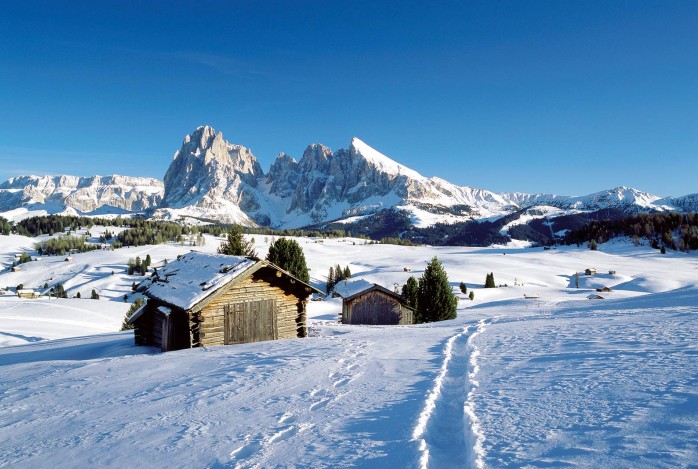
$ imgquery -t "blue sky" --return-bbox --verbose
[1,1,696,196]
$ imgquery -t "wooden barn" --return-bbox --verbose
[127,252,321,352]
[334,280,414,326]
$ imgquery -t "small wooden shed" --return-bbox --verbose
[17,289,41,299]
[335,280,414,325]
[128,252,321,352]
[585,268,597,276]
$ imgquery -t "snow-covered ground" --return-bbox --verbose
[0,232,697,468]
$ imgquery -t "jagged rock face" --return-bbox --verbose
[0,175,163,212]
[667,193,698,212]
[266,153,299,199]
[161,126,264,223]
[283,140,415,220]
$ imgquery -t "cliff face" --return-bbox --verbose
[0,175,163,213]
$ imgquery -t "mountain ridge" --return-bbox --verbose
[1,126,696,229]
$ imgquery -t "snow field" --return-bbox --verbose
[1,231,697,467]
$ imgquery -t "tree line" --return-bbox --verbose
[564,212,698,252]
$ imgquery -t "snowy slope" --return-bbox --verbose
[1,232,697,467]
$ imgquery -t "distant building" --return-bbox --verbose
[585,268,597,276]
[334,279,414,325]
[17,289,41,299]
[587,294,604,300]
[10,266,21,272]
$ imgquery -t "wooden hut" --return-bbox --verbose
[127,252,321,352]
[17,289,41,299]
[334,280,414,325]
[585,268,597,276]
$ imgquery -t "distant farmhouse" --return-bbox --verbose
[334,279,414,325]
[17,289,41,299]
[129,252,321,352]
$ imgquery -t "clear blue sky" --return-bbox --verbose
[1,1,696,197]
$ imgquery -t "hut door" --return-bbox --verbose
[351,295,400,325]
[161,314,173,352]
[225,299,278,345]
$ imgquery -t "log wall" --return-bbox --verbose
[197,275,305,348]
[344,290,413,325]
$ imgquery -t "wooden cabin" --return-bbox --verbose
[17,289,41,299]
[127,252,321,352]
[335,280,414,326]
[585,268,597,276]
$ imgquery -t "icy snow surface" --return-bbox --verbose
[0,233,697,468]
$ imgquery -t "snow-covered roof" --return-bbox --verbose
[333,279,374,298]
[140,252,257,311]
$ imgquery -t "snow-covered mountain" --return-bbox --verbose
[1,125,695,229]
[0,175,163,220]
[157,126,264,225]
[156,126,693,228]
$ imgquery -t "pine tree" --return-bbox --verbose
[485,272,496,288]
[91,289,99,300]
[343,266,351,279]
[266,237,310,283]
[218,225,257,257]
[590,239,598,251]
[416,257,457,323]
[145,254,152,268]
[121,297,145,331]
[326,266,335,294]
[402,276,419,310]
[76,292,81,299]
[469,291,475,301]
[459,282,467,294]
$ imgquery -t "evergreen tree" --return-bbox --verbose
[343,265,351,279]
[91,289,99,300]
[459,281,467,294]
[401,276,419,310]
[53,283,67,298]
[266,237,310,283]
[145,254,152,268]
[485,272,496,288]
[469,291,475,301]
[76,292,81,299]
[326,266,335,294]
[589,239,598,251]
[416,257,457,323]
[218,225,257,257]
[121,297,145,331]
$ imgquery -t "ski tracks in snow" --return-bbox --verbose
[412,319,489,469]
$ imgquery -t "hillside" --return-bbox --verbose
[1,231,697,467]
